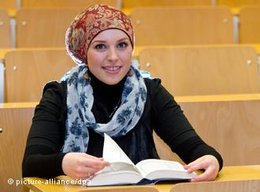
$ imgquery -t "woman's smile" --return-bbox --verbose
[102,66,122,74]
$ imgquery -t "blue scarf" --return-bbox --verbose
[60,64,147,152]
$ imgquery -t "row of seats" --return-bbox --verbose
[1,45,260,103]
[2,0,260,9]
[1,93,260,191]
[0,7,260,48]
[0,0,119,9]
[1,5,260,48]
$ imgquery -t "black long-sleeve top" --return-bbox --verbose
[22,75,223,178]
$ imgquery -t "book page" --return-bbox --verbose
[97,162,138,174]
[103,133,134,165]
[136,159,184,175]
[92,133,140,182]
[136,159,196,180]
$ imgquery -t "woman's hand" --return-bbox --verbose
[184,155,220,182]
[62,152,109,179]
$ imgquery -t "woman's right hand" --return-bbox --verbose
[62,152,109,179]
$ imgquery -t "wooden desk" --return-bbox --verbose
[230,7,240,16]
[0,48,11,60]
[0,48,66,60]
[8,8,16,17]
[0,102,38,108]
[251,44,260,54]
[23,165,260,192]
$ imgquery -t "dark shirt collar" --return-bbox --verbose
[89,70,126,101]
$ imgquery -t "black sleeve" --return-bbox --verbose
[22,81,67,178]
[147,78,223,170]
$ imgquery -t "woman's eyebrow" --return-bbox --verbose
[117,37,130,42]
[91,40,106,44]
[91,37,130,44]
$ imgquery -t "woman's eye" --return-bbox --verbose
[117,42,128,49]
[95,44,106,50]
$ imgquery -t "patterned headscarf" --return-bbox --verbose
[65,4,134,65]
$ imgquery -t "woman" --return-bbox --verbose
[22,4,223,182]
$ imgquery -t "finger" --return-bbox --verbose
[185,157,202,169]
[185,159,208,173]
[82,160,109,170]
[79,153,105,161]
[191,168,215,182]
[77,156,109,168]
[73,165,103,179]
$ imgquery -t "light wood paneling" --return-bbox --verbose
[0,103,35,192]
[4,48,75,102]
[217,0,260,7]
[239,6,260,43]
[16,8,83,48]
[177,94,260,166]
[138,45,260,96]
[21,0,119,9]
[0,0,16,9]
[0,9,10,48]
[130,6,234,46]
[122,0,212,9]
[154,94,260,166]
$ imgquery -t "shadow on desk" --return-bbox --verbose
[170,179,260,192]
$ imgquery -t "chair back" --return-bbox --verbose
[130,6,234,46]
[0,9,10,48]
[122,0,212,9]
[4,48,74,102]
[0,0,16,9]
[16,8,83,47]
[178,94,260,165]
[0,103,35,192]
[217,0,260,7]
[138,45,260,96]
[21,0,119,8]
[239,6,260,43]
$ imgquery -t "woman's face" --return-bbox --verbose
[87,29,133,85]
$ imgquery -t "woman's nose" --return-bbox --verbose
[107,47,119,61]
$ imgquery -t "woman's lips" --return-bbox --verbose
[102,66,121,74]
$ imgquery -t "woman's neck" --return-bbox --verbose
[89,70,126,107]
[89,71,126,95]
[89,70,126,122]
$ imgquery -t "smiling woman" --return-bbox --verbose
[87,29,133,85]
[22,4,223,183]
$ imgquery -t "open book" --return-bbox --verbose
[85,134,196,186]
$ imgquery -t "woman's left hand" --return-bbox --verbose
[184,155,220,182]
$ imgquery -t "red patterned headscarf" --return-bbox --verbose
[65,4,134,65]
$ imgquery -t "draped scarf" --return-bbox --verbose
[61,64,147,152]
